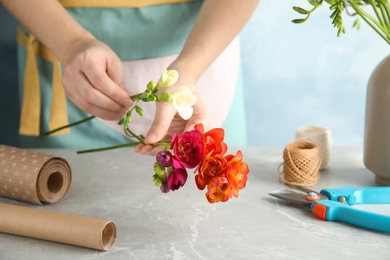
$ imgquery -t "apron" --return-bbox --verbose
[17,0,247,149]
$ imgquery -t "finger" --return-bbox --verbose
[106,55,128,92]
[144,103,176,145]
[63,73,128,120]
[65,71,128,113]
[134,144,155,156]
[83,61,132,108]
[135,144,165,156]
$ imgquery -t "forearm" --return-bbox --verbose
[0,0,95,65]
[169,0,259,82]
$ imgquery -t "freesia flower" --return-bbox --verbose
[159,69,179,88]
[225,151,249,198]
[205,177,232,203]
[167,167,188,191]
[171,85,197,120]
[195,153,227,190]
[156,150,173,167]
[171,127,203,169]
[194,124,228,157]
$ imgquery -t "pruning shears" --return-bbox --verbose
[269,186,390,233]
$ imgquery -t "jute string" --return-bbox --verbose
[278,141,321,187]
[295,125,332,170]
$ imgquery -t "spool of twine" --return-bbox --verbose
[279,141,321,187]
[295,125,332,170]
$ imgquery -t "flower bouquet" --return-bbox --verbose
[45,70,249,203]
[292,0,390,44]
[153,124,249,203]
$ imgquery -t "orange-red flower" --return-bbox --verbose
[195,153,227,190]
[194,150,249,203]
[194,124,227,157]
[225,150,249,198]
[205,177,232,203]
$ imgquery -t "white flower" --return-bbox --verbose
[159,70,179,88]
[171,85,197,120]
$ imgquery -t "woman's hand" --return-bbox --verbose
[1,0,133,120]
[61,39,133,120]
[135,89,213,156]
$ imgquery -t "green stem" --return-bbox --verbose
[378,2,390,31]
[368,0,386,28]
[124,127,145,144]
[77,139,171,154]
[77,142,141,154]
[41,115,95,136]
[350,1,390,44]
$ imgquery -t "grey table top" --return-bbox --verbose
[0,146,389,260]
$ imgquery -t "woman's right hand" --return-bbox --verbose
[1,0,133,120]
[61,39,133,120]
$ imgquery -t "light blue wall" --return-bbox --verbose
[240,0,389,146]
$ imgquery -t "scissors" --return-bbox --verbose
[269,186,390,233]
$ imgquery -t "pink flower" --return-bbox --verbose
[170,128,203,169]
[167,167,188,191]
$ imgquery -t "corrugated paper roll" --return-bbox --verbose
[0,203,117,251]
[0,144,71,204]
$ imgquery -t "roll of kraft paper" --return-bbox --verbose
[0,203,117,250]
[0,144,71,204]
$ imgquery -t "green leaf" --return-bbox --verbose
[292,18,307,24]
[153,162,166,177]
[325,0,336,5]
[152,173,162,187]
[308,0,322,6]
[293,6,309,14]
[117,118,124,125]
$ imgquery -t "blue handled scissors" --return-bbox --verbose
[269,186,390,233]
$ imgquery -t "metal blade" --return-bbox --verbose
[269,192,312,206]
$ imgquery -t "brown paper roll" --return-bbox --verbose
[0,145,71,204]
[0,203,116,250]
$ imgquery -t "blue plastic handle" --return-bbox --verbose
[320,186,390,205]
[311,200,390,233]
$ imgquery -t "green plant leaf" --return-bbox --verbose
[293,6,310,14]
[292,18,308,24]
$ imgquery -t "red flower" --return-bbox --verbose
[167,167,188,191]
[170,128,203,169]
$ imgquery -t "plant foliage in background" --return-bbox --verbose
[292,0,390,44]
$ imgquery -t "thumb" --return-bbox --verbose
[144,104,175,144]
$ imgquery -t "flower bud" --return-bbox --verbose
[135,106,144,116]
[159,70,179,88]
[146,80,155,91]
[156,150,173,167]
[153,162,166,177]
[157,92,172,102]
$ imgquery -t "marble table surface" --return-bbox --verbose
[0,146,389,260]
